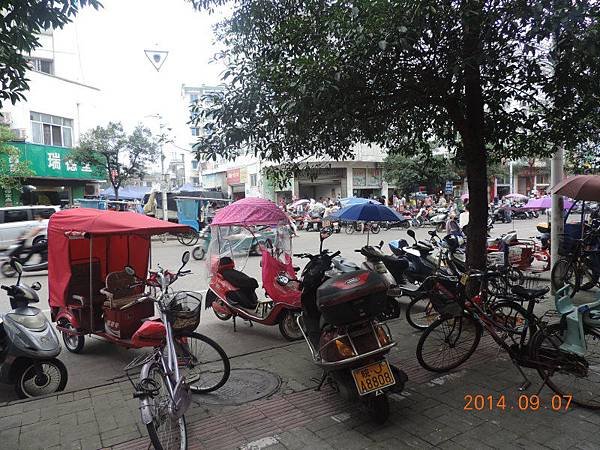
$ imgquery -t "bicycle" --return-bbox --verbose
[126,256,230,450]
[551,229,600,293]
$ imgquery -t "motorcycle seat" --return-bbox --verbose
[511,285,549,300]
[221,269,259,290]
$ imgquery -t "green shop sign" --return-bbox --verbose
[10,142,105,180]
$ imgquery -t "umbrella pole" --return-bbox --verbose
[367,226,370,245]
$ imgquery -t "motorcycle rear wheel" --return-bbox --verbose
[365,393,390,424]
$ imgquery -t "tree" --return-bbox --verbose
[0,125,33,205]
[190,0,600,268]
[70,122,159,201]
[384,154,459,196]
[0,1,101,108]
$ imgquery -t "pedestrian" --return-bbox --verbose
[445,212,462,236]
[459,203,470,234]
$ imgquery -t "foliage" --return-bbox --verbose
[190,0,600,268]
[0,125,33,205]
[384,154,458,196]
[70,122,159,200]
[565,143,600,175]
[0,1,102,108]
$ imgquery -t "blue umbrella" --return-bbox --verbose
[331,202,405,244]
[340,197,381,207]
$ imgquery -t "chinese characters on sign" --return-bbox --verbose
[48,152,61,170]
[65,161,78,172]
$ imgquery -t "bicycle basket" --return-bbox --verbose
[558,233,578,257]
[425,277,464,317]
[167,292,202,333]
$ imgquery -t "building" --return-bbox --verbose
[0,27,103,206]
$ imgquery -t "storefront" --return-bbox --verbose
[227,168,247,201]
[297,167,346,201]
[352,167,383,198]
[6,142,104,206]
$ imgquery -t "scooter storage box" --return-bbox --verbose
[317,270,387,325]
[103,300,154,339]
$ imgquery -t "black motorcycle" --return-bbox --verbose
[0,239,48,277]
[283,228,407,423]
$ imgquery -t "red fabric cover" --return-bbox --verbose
[211,197,290,226]
[48,209,190,309]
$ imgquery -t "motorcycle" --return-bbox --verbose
[192,227,211,260]
[0,259,67,398]
[429,209,448,232]
[0,238,48,277]
[205,197,303,340]
[388,229,441,283]
[291,227,407,423]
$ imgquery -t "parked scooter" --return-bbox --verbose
[388,229,441,283]
[0,239,48,277]
[191,227,211,260]
[0,259,67,398]
[292,228,407,423]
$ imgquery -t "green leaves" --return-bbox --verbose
[0,0,102,108]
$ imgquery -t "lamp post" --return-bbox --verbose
[143,47,169,221]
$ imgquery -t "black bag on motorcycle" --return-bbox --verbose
[317,270,388,325]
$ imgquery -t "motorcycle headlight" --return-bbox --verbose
[6,312,48,331]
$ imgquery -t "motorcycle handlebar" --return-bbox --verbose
[1,285,8,291]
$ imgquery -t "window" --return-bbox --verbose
[250,173,257,187]
[191,127,200,137]
[192,177,200,185]
[4,210,29,223]
[192,160,199,169]
[190,93,199,103]
[33,208,56,219]
[28,57,54,75]
[30,112,74,147]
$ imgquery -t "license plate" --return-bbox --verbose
[460,273,469,285]
[351,360,395,396]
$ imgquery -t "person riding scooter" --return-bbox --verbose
[18,214,47,264]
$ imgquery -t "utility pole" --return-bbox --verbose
[550,148,564,293]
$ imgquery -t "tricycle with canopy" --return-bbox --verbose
[205,197,303,340]
[47,209,230,393]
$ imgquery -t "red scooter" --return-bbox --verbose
[205,198,304,340]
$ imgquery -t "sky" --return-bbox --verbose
[70,0,228,145]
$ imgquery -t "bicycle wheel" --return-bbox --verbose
[551,258,579,292]
[531,323,600,409]
[345,224,355,234]
[578,261,599,291]
[176,333,230,393]
[178,232,199,247]
[144,363,187,450]
[371,223,381,234]
[406,296,437,330]
[416,314,482,373]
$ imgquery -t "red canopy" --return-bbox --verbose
[48,209,190,309]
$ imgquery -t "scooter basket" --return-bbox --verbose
[166,292,202,333]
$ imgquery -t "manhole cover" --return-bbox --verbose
[194,368,280,405]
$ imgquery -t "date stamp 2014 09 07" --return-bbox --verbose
[464,394,572,412]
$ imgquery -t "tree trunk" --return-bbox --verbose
[113,185,119,201]
[462,0,488,270]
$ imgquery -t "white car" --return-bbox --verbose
[0,206,60,250]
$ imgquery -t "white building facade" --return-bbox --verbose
[0,27,103,206]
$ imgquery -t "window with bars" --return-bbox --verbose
[28,57,54,75]
[30,112,73,147]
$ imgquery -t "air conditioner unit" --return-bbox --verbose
[10,128,27,141]
[0,112,12,126]
[85,184,99,196]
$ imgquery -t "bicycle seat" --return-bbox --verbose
[511,285,549,300]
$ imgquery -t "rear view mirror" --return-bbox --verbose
[407,229,416,241]
[320,227,333,241]
[182,251,190,264]
[31,282,41,291]
[428,230,437,237]
[11,259,22,275]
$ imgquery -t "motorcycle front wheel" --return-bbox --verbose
[279,310,303,341]
[192,246,206,261]
[15,359,68,399]
[1,261,16,277]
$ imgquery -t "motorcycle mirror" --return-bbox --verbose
[406,229,416,242]
[320,227,333,241]
[124,266,135,276]
[182,251,191,265]
[31,281,41,291]
[428,230,437,237]
[378,240,384,249]
[10,258,22,275]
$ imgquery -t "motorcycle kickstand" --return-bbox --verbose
[512,360,531,391]
[314,372,327,392]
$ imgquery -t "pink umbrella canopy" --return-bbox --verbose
[212,197,290,226]
[551,175,600,201]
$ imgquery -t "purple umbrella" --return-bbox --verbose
[523,196,573,210]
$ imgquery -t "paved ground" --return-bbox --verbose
[2,312,599,450]
[2,217,599,449]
